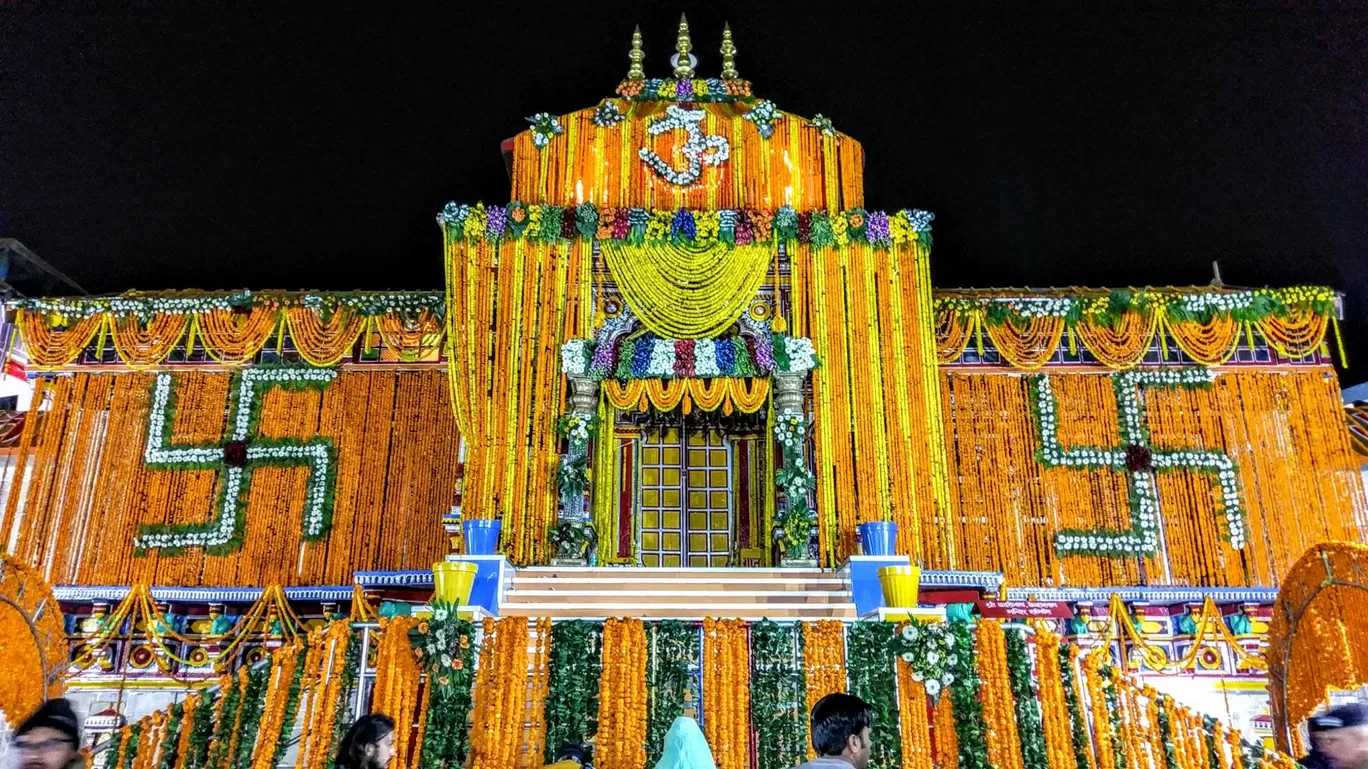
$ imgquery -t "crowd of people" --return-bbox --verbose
[8,692,1366,769]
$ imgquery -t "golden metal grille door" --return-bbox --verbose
[637,428,733,567]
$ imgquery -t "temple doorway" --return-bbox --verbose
[637,427,733,567]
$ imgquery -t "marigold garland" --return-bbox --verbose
[801,619,848,755]
[976,621,1024,769]
[596,618,648,769]
[470,617,532,769]
[703,619,752,769]
[896,660,933,769]
[249,640,304,769]
[372,618,424,769]
[1031,626,1079,769]
[523,618,553,769]
[932,690,959,769]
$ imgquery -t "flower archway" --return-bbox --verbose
[1267,541,1368,753]
[0,555,68,722]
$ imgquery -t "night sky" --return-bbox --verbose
[3,4,1366,372]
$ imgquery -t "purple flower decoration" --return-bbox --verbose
[486,205,508,240]
[671,209,696,240]
[752,334,776,372]
[676,78,694,99]
[589,339,616,377]
[867,211,891,245]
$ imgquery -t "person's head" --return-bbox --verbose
[1310,704,1368,768]
[553,743,592,766]
[14,699,82,769]
[334,714,395,769]
[810,693,874,769]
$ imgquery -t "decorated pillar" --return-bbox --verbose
[552,375,600,564]
[771,371,816,566]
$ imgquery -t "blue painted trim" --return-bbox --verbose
[1003,586,1279,604]
[54,585,354,602]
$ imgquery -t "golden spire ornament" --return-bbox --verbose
[720,23,738,80]
[673,14,695,78]
[627,25,645,81]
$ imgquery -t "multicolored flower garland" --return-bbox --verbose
[562,332,816,380]
[438,201,933,249]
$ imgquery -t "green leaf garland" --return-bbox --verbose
[750,620,808,769]
[330,635,362,758]
[232,663,271,769]
[544,620,604,762]
[846,621,902,769]
[205,678,243,769]
[1005,629,1049,769]
[1157,696,1181,769]
[156,704,184,769]
[183,690,219,769]
[411,606,479,769]
[120,723,142,769]
[272,647,310,767]
[947,621,989,769]
[646,620,699,765]
[1056,647,1092,769]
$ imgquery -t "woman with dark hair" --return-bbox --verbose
[334,714,396,769]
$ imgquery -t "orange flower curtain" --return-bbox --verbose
[791,241,953,566]
[938,369,1368,587]
[443,235,592,564]
[0,370,457,586]
[507,102,865,212]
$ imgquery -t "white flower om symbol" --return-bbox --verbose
[638,105,730,186]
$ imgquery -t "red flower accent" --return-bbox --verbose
[223,440,249,467]
[675,340,696,378]
[1125,444,1153,473]
[798,211,813,242]
[735,212,753,245]
[612,208,631,239]
[559,207,577,239]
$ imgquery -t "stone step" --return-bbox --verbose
[509,577,847,592]
[504,589,850,604]
[515,567,835,581]
[499,602,859,620]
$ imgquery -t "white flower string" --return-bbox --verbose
[134,367,339,553]
[1032,368,1245,557]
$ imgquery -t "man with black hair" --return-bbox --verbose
[787,692,874,769]
[1301,703,1368,769]
[11,699,83,769]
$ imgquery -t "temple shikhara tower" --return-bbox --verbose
[0,18,1365,769]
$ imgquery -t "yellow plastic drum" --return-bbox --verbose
[432,561,479,605]
[878,565,923,608]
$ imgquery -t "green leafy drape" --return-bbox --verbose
[646,621,700,765]
[544,620,604,761]
[750,621,809,769]
[1006,629,1048,769]
[948,621,989,769]
[847,621,902,769]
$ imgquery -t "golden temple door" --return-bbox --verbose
[636,427,733,567]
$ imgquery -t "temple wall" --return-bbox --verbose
[0,370,457,587]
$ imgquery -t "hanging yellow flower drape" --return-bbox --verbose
[601,241,773,339]
[703,619,752,769]
[791,240,952,565]
[196,308,280,365]
[604,377,769,415]
[443,233,591,564]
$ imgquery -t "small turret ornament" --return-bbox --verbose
[720,23,738,80]
[627,25,645,81]
[670,14,696,78]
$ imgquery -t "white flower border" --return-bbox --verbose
[1034,368,1246,557]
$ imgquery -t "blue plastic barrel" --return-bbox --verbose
[462,519,503,555]
[857,521,899,556]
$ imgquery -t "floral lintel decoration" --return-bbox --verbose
[526,112,565,149]
[744,99,781,139]
[808,113,837,137]
[593,100,626,128]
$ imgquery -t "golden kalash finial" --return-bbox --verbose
[627,25,646,81]
[673,14,695,78]
[720,23,738,80]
